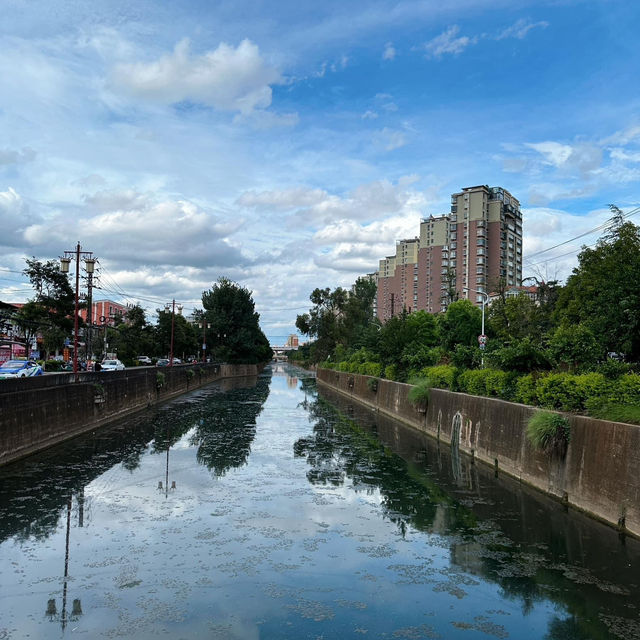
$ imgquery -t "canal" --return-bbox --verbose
[0,364,638,639]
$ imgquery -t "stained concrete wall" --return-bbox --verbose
[317,368,640,538]
[0,363,261,467]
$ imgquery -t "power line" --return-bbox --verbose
[523,205,640,265]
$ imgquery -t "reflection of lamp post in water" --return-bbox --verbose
[157,446,177,498]
[45,495,83,630]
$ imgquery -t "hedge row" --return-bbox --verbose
[418,367,640,415]
[321,361,640,418]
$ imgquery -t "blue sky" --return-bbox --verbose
[1,0,639,342]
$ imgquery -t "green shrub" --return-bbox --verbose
[186,369,195,380]
[337,361,350,372]
[420,365,457,390]
[320,361,335,370]
[536,372,609,412]
[407,377,431,409]
[586,400,640,425]
[156,372,165,388]
[608,373,640,405]
[384,364,398,381]
[526,410,571,452]
[596,359,632,378]
[515,374,538,405]
[359,361,382,377]
[484,369,518,400]
[457,369,487,396]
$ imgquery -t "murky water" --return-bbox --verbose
[1,364,638,639]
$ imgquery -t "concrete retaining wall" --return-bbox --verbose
[0,363,261,467]
[317,368,640,538]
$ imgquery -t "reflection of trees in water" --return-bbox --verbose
[189,372,271,476]
[294,384,477,537]
[0,371,271,543]
[300,384,638,640]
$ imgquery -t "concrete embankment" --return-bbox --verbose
[317,368,640,538]
[0,363,261,467]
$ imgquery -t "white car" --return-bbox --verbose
[101,359,125,371]
[137,356,152,365]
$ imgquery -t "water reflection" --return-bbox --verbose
[0,371,271,543]
[308,385,640,640]
[1,365,638,640]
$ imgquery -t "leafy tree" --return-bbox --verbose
[488,293,539,343]
[437,299,482,352]
[296,286,349,362]
[201,277,272,364]
[15,258,75,359]
[486,336,550,373]
[547,324,601,372]
[554,210,640,361]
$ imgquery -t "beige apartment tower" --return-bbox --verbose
[376,185,522,320]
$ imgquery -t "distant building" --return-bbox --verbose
[285,334,299,348]
[376,185,523,320]
[79,299,130,326]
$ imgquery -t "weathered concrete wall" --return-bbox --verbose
[0,363,262,467]
[317,368,640,538]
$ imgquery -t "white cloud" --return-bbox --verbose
[0,188,33,246]
[383,43,396,60]
[361,110,378,120]
[496,18,549,40]
[110,38,281,114]
[421,26,476,59]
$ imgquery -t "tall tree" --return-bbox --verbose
[15,258,75,359]
[554,210,640,361]
[201,277,272,364]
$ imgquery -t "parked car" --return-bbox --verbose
[171,357,182,364]
[156,358,170,367]
[0,360,44,379]
[137,356,152,365]
[101,359,125,371]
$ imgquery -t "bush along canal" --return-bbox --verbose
[0,363,638,639]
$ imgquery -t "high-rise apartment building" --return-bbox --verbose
[376,185,522,320]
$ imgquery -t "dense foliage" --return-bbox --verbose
[6,266,271,366]
[295,214,640,423]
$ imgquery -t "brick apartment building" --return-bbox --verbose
[79,299,130,326]
[376,185,523,321]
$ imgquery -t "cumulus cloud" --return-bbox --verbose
[110,38,281,114]
[0,188,36,247]
[421,26,476,59]
[495,18,549,40]
[22,190,247,271]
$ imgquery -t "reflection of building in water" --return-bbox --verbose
[451,541,486,576]
[287,376,298,389]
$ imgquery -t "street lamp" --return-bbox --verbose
[464,286,489,367]
[60,243,96,380]
[199,318,211,363]
[164,300,182,366]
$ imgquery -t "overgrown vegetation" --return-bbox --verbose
[293,210,640,423]
[526,411,571,453]
[407,378,431,409]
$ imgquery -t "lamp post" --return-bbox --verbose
[464,286,489,367]
[199,318,211,362]
[164,300,182,366]
[60,243,96,380]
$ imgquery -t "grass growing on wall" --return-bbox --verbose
[526,410,571,452]
[408,378,432,409]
